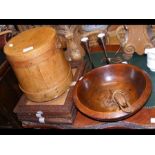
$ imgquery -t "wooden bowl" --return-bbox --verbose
[73,64,152,121]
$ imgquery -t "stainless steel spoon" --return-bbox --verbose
[81,37,95,69]
[97,33,111,64]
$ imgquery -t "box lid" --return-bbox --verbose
[4,27,56,61]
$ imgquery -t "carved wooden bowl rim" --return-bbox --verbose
[73,64,152,121]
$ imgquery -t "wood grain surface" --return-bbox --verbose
[4,26,73,102]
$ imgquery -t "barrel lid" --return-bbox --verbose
[4,26,56,58]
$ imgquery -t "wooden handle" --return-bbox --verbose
[0,30,12,36]
[0,30,13,48]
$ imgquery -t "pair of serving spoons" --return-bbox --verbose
[81,33,122,68]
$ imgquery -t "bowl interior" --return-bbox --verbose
[76,64,147,113]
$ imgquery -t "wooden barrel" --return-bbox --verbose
[4,26,73,102]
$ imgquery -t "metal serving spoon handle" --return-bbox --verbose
[81,37,95,69]
[97,33,111,64]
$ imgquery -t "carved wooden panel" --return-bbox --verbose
[116,25,154,59]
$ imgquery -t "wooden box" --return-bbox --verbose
[14,61,89,125]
